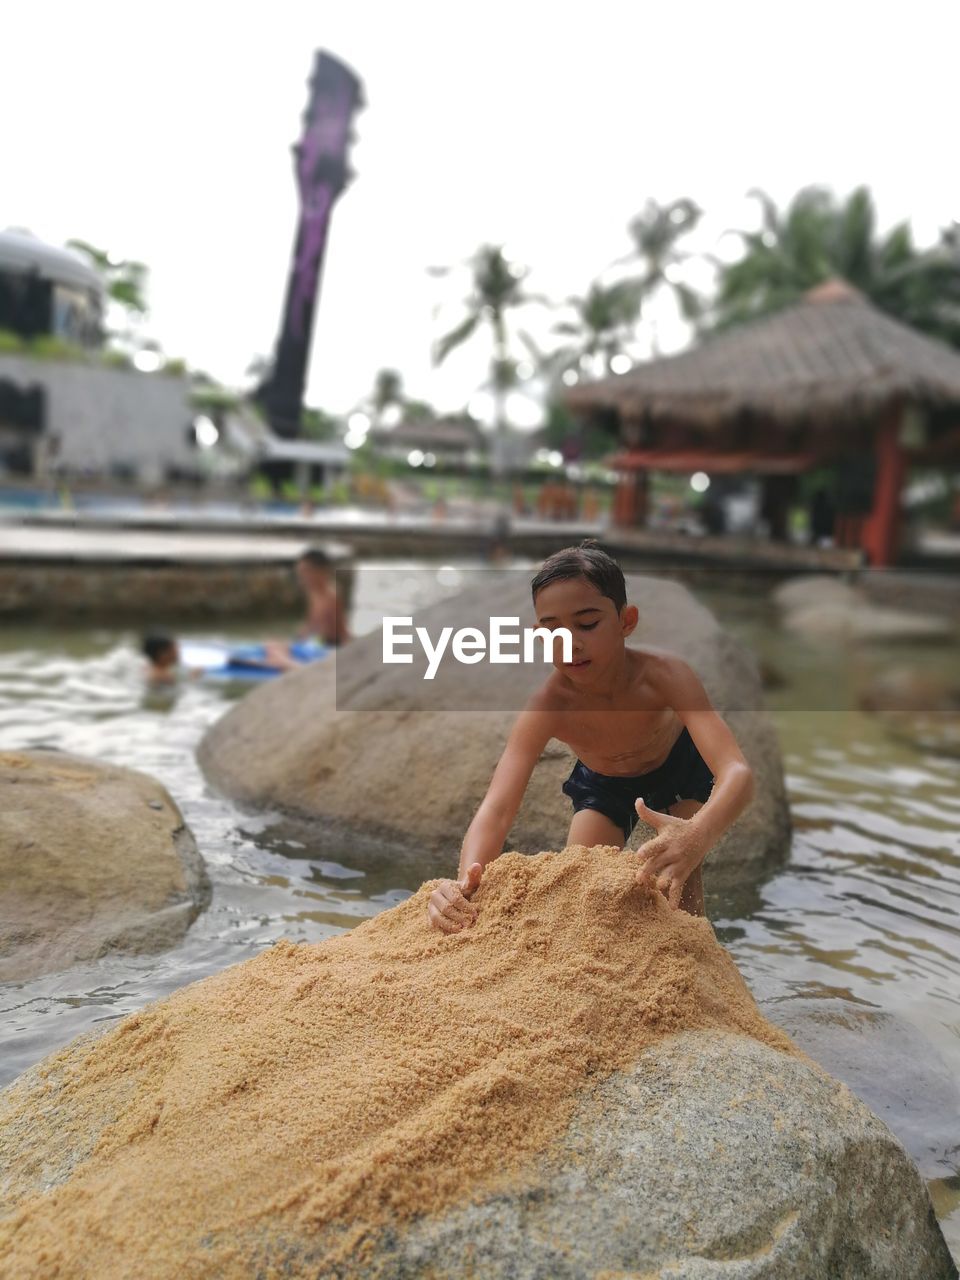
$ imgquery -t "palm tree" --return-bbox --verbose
[371,368,405,425]
[547,279,645,380]
[709,186,960,346]
[619,197,704,354]
[432,244,544,477]
[245,353,272,387]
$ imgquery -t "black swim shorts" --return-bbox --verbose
[562,726,715,842]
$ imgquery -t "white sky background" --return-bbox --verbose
[2,0,958,422]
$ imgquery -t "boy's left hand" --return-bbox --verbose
[633,799,708,910]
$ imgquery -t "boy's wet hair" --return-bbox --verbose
[142,632,176,663]
[531,540,627,612]
[298,547,331,570]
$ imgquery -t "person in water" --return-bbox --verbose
[142,633,183,684]
[263,547,350,670]
[427,541,754,931]
[295,547,350,646]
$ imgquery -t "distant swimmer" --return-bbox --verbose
[141,632,200,685]
[295,547,350,647]
[262,547,351,671]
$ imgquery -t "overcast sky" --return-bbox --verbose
[3,0,958,421]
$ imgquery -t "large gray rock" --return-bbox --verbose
[1,1029,952,1279]
[0,749,210,982]
[347,1033,956,1280]
[198,573,790,898]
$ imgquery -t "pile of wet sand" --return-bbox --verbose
[0,845,798,1278]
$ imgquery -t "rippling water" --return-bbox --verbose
[1,566,958,1256]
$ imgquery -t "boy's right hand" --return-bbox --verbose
[426,862,484,933]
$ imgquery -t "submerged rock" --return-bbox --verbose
[773,574,955,644]
[772,574,863,612]
[198,573,790,899]
[767,998,960,1181]
[785,601,953,643]
[0,749,210,982]
[858,667,960,756]
[0,846,952,1279]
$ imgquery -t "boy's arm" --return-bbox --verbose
[661,656,754,849]
[456,706,554,878]
[634,659,754,904]
[427,704,553,934]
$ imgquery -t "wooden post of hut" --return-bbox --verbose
[861,404,907,567]
[612,468,648,527]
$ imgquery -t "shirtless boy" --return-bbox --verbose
[427,542,754,931]
[263,547,350,670]
[294,548,350,647]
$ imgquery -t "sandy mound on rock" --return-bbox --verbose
[0,845,797,1279]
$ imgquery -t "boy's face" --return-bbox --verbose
[296,561,331,594]
[533,576,638,683]
[157,642,179,669]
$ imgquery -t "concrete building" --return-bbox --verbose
[0,227,103,349]
[0,228,202,484]
[0,351,197,483]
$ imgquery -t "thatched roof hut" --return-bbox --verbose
[565,281,960,565]
[368,416,485,461]
[566,280,960,433]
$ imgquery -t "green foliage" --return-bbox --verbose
[542,399,615,461]
[627,198,702,282]
[66,239,149,317]
[29,335,85,361]
[191,386,239,410]
[621,197,705,348]
[403,398,437,421]
[162,358,187,377]
[434,312,481,365]
[432,244,549,472]
[710,186,960,346]
[101,348,133,369]
[372,368,404,414]
[0,330,26,353]
[302,406,341,441]
[248,474,273,501]
[349,439,395,479]
[536,279,645,381]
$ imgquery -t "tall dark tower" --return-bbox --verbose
[258,51,364,439]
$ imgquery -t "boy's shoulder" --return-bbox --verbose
[627,643,691,679]
[524,668,574,714]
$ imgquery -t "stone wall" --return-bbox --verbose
[0,559,322,620]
